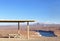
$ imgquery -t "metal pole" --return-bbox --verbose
[27,22,29,39]
[18,22,20,34]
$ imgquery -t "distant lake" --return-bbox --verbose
[35,30,57,37]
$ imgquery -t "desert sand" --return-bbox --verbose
[0,24,60,41]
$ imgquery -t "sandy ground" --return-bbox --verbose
[0,37,60,41]
[0,30,59,41]
[0,25,60,41]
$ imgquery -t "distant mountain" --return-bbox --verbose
[29,22,60,31]
[32,22,60,27]
[0,22,60,31]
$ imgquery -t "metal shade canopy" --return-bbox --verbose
[0,20,35,22]
[0,20,35,39]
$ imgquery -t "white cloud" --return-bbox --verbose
[38,20,60,24]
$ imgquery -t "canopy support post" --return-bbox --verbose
[18,22,20,34]
[27,22,29,39]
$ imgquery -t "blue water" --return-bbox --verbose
[35,30,57,37]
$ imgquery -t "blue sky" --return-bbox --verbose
[0,0,60,24]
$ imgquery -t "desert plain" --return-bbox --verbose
[0,23,60,41]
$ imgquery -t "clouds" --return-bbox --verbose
[41,21,60,24]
